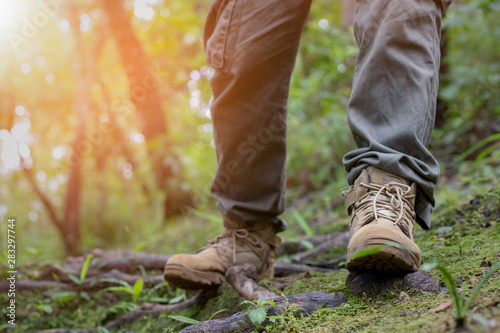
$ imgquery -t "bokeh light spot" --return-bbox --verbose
[46,73,55,84]
[318,18,329,29]
[15,106,26,116]
[160,8,170,17]
[36,171,47,182]
[18,142,30,158]
[190,70,201,81]
[52,146,66,160]
[187,80,198,90]
[59,19,70,32]
[28,211,38,222]
[21,63,32,73]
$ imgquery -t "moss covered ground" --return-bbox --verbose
[1,174,499,332]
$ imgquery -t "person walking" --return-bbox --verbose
[164,0,450,290]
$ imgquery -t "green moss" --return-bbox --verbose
[3,181,499,333]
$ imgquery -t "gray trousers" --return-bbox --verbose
[204,0,449,232]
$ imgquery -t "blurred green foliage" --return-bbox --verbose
[433,0,500,165]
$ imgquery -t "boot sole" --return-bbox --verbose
[346,237,419,273]
[163,263,225,290]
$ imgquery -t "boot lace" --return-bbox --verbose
[206,228,261,264]
[357,182,416,237]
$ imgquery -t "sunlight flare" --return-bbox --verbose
[0,0,23,35]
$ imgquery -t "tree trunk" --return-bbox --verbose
[57,6,93,255]
[100,0,191,218]
[100,0,167,142]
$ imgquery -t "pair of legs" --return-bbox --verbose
[165,0,447,289]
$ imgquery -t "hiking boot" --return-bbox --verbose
[163,216,281,290]
[344,167,421,273]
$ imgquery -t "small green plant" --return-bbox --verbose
[32,303,53,314]
[422,260,500,327]
[142,282,171,303]
[64,254,93,285]
[98,278,144,303]
[241,299,277,329]
[106,301,137,315]
[241,297,305,331]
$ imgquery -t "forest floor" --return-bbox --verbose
[1,173,500,333]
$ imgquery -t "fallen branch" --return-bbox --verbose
[180,290,345,333]
[104,289,216,329]
[177,264,344,333]
[274,263,341,277]
[34,289,218,333]
[291,232,349,263]
[85,269,164,288]
[29,249,169,282]
[33,329,94,333]
[301,255,347,269]
[0,270,164,292]
[275,232,344,257]
[225,264,278,301]
[0,280,66,292]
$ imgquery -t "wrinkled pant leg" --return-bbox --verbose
[204,0,312,232]
[343,0,448,229]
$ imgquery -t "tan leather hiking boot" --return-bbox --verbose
[163,216,281,290]
[344,167,421,273]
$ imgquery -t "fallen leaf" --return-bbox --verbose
[428,300,453,313]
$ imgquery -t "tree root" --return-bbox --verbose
[27,249,170,282]
[0,270,164,292]
[275,232,345,257]
[176,264,345,333]
[181,288,345,332]
[225,264,278,301]
[33,290,216,333]
[274,263,341,277]
[291,232,349,263]
[104,289,215,329]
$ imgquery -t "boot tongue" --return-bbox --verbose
[223,217,247,230]
[367,167,416,207]
[367,167,411,186]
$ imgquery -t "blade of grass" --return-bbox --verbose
[348,245,385,260]
[464,260,500,312]
[94,278,132,288]
[80,254,93,283]
[209,309,226,320]
[169,315,200,325]
[424,263,463,319]
[134,242,146,253]
[132,279,144,303]
[455,133,500,161]
[292,211,314,237]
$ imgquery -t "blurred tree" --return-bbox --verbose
[22,4,108,254]
[100,0,191,219]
